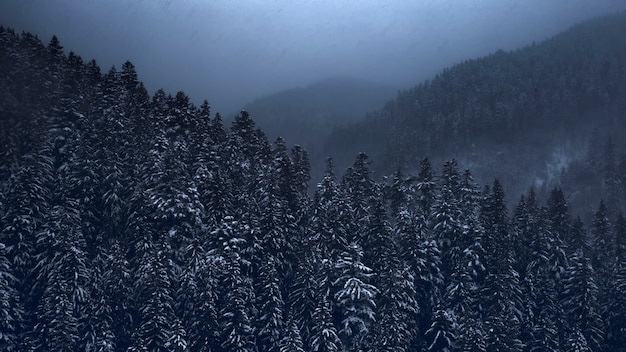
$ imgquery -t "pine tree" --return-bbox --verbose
[385,167,409,219]
[430,180,462,279]
[129,239,187,352]
[0,149,53,348]
[311,158,350,258]
[289,254,317,348]
[603,213,626,350]
[423,304,455,352]
[562,248,603,352]
[0,242,23,351]
[570,217,590,257]
[256,256,286,352]
[605,260,626,350]
[256,137,299,282]
[416,157,437,219]
[106,240,134,350]
[309,258,341,352]
[480,180,523,352]
[220,248,257,352]
[280,319,306,352]
[394,207,440,349]
[370,256,419,352]
[590,201,613,338]
[362,196,393,277]
[451,169,486,351]
[32,199,90,352]
[289,144,312,254]
[177,238,221,352]
[524,206,567,351]
[341,153,377,247]
[512,190,547,347]
[228,110,271,199]
[131,126,204,268]
[591,200,613,279]
[547,187,572,254]
[79,246,117,352]
[333,243,378,352]
[194,144,234,226]
[218,237,258,352]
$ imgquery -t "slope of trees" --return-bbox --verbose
[324,11,626,216]
[1,23,626,351]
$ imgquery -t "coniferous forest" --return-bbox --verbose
[325,13,626,214]
[2,15,626,352]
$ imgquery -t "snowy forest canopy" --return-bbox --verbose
[1,16,626,352]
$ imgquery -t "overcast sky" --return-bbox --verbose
[1,0,625,113]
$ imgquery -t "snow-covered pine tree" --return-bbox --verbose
[394,207,441,349]
[0,148,53,347]
[603,212,626,350]
[423,304,455,352]
[256,255,287,352]
[333,243,378,352]
[0,242,23,351]
[341,153,377,247]
[177,236,222,352]
[480,180,524,352]
[32,199,90,352]
[562,247,603,352]
[369,255,418,352]
[309,257,342,352]
[429,162,462,279]
[416,157,437,220]
[218,237,258,352]
[280,318,306,352]
[524,206,566,351]
[311,158,351,258]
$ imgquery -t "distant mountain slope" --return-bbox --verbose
[241,77,395,179]
[324,12,626,213]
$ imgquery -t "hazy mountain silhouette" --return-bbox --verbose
[240,76,396,182]
[242,76,395,146]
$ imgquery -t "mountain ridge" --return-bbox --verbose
[322,11,626,215]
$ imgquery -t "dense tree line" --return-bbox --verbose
[1,26,626,351]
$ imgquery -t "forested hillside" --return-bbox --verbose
[242,76,395,144]
[241,77,395,182]
[1,21,626,352]
[325,12,626,216]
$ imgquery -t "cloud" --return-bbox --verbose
[1,0,625,113]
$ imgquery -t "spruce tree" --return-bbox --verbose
[333,243,378,352]
[309,258,342,352]
[480,180,523,351]
[32,200,90,352]
[562,248,603,351]
[0,242,23,351]
[129,239,187,352]
[279,319,306,352]
[416,157,437,219]
[256,256,286,352]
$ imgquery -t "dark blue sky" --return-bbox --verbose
[1,0,625,114]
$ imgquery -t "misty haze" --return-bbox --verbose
[1,1,626,351]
